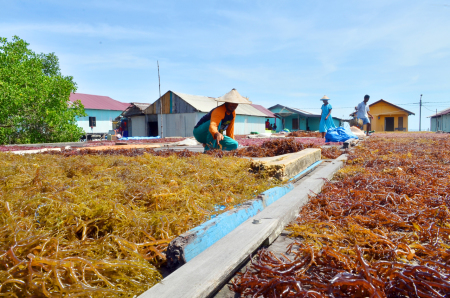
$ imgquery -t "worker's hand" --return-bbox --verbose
[325,116,329,120]
[214,132,224,142]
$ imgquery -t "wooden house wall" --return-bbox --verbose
[145,91,197,114]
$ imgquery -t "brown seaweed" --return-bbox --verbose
[0,153,281,296]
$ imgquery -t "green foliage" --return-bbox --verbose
[0,36,86,144]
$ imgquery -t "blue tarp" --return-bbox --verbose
[325,127,358,143]
[118,136,161,140]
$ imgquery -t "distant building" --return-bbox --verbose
[69,93,130,136]
[268,104,341,132]
[143,91,268,137]
[429,107,450,132]
[251,104,277,130]
[368,100,414,132]
[120,103,151,137]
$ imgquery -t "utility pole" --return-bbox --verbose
[157,61,163,138]
[419,94,422,131]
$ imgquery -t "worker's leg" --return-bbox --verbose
[205,133,238,151]
[193,120,209,144]
[204,121,239,151]
[195,120,238,151]
[220,136,238,151]
[361,117,370,136]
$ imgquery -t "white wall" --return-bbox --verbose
[130,116,146,137]
[152,113,266,137]
[76,109,122,134]
[234,115,266,135]
[157,113,205,137]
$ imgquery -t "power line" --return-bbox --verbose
[423,106,435,112]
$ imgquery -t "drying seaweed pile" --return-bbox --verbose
[232,133,450,297]
[0,153,280,297]
[223,138,307,158]
[320,146,343,160]
[48,138,343,160]
[238,137,326,148]
[287,131,322,138]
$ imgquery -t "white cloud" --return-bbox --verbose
[1,22,158,40]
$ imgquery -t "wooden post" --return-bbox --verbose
[158,61,163,138]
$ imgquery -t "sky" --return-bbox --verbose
[2,0,450,130]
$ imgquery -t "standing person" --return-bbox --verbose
[265,119,270,130]
[193,89,252,151]
[355,94,374,136]
[319,95,336,138]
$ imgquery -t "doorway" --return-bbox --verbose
[148,121,158,137]
[292,118,299,130]
[385,117,394,131]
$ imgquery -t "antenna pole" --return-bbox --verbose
[158,61,163,138]
[419,94,422,131]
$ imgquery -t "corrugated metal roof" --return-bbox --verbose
[250,104,276,118]
[288,107,316,115]
[172,91,267,117]
[269,104,320,117]
[269,104,346,120]
[69,93,130,111]
[131,102,151,112]
[429,107,450,118]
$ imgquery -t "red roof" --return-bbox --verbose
[69,93,130,111]
[251,104,276,118]
[430,107,450,118]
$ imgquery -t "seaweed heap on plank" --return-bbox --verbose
[287,131,322,138]
[0,153,281,297]
[49,138,343,159]
[232,133,450,297]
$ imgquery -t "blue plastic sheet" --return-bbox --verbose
[118,136,161,140]
[325,127,358,143]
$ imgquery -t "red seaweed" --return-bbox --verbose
[232,133,450,297]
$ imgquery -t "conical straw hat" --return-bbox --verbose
[320,95,330,101]
[215,88,252,104]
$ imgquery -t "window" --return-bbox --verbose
[292,118,299,130]
[89,117,96,127]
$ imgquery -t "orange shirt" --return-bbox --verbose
[208,104,236,139]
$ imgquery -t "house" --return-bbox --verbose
[368,99,414,132]
[250,104,277,119]
[69,93,130,136]
[429,107,450,132]
[120,103,151,137]
[143,91,268,137]
[251,104,277,129]
[268,104,341,132]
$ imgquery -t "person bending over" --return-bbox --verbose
[193,89,252,151]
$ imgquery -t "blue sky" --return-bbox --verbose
[2,0,450,130]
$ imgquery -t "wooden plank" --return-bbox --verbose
[138,157,346,298]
